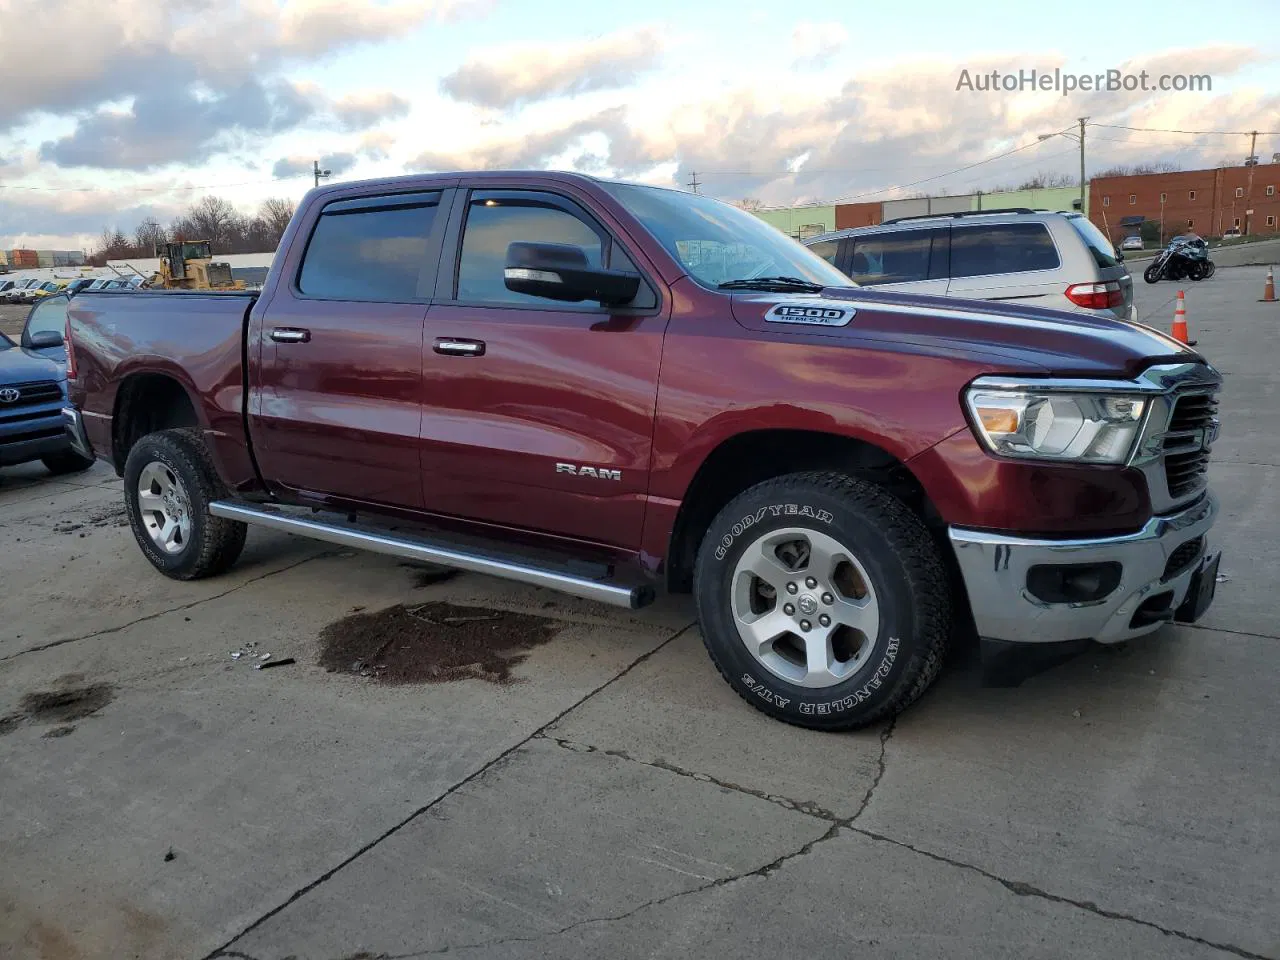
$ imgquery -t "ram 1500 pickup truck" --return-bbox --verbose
[64,172,1222,730]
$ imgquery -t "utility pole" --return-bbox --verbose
[687,170,701,194]
[1245,130,1258,235]
[313,160,332,190]
[1078,116,1088,214]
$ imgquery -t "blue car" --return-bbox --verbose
[0,293,93,474]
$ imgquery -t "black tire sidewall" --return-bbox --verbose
[123,435,212,577]
[695,482,930,728]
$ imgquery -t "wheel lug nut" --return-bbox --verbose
[799,620,811,632]
[783,603,795,616]
[821,592,834,604]
[786,582,798,595]
[819,614,831,627]
[805,577,818,588]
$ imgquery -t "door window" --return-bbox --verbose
[297,191,441,302]
[848,230,933,285]
[23,296,68,340]
[456,193,604,306]
[950,223,1061,278]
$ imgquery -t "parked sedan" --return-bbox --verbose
[6,279,43,303]
[1121,236,1144,251]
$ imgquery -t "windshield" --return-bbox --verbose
[603,182,851,289]
[1067,216,1120,269]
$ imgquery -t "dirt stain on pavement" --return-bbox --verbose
[52,505,128,535]
[398,561,460,588]
[319,601,562,685]
[19,680,115,725]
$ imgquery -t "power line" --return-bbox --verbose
[687,170,701,193]
[1089,123,1280,136]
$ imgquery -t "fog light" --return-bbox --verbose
[1026,562,1122,604]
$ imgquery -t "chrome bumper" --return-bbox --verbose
[949,494,1218,645]
[62,406,94,461]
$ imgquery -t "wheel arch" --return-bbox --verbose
[664,428,944,594]
[111,371,204,473]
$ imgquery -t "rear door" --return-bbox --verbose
[847,228,948,295]
[945,222,1062,307]
[250,188,451,509]
[418,186,667,549]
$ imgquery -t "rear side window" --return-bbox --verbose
[950,223,1061,279]
[298,191,441,301]
[806,239,839,266]
[1065,216,1121,268]
[849,230,934,285]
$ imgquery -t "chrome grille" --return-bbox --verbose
[1160,390,1218,503]
[0,380,61,407]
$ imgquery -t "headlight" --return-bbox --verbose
[965,386,1147,464]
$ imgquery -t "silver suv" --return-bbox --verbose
[804,209,1137,322]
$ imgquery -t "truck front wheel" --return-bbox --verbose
[123,428,247,580]
[693,471,950,730]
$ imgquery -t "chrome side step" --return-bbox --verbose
[208,501,653,610]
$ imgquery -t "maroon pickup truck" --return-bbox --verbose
[63,172,1222,729]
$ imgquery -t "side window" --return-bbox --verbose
[298,191,441,302]
[806,239,839,266]
[24,297,68,339]
[849,230,932,285]
[950,223,1060,279]
[457,193,604,306]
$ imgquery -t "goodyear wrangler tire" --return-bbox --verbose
[693,471,950,730]
[123,428,247,580]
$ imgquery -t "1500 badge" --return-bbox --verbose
[764,302,855,327]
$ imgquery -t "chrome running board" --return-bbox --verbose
[208,500,653,609]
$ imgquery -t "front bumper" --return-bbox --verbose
[950,493,1218,645]
[62,406,95,461]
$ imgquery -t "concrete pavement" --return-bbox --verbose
[1,266,1276,960]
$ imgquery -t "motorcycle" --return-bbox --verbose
[1144,235,1215,283]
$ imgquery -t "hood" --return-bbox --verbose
[730,286,1198,378]
[0,343,64,385]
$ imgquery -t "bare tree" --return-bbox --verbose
[134,217,166,255]
[257,198,296,246]
[732,198,764,212]
[1017,171,1077,190]
[184,196,240,248]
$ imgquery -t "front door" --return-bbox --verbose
[419,187,667,550]
[250,188,450,509]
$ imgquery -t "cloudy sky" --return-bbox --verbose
[2,0,1279,251]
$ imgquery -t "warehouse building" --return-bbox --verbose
[1089,163,1280,242]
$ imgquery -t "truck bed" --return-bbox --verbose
[67,290,260,484]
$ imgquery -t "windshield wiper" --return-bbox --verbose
[718,276,825,292]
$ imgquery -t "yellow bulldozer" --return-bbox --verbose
[148,241,244,290]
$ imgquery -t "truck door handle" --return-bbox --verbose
[270,327,311,343]
[434,337,485,357]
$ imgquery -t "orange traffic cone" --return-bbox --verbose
[1260,267,1277,302]
[1171,290,1197,346]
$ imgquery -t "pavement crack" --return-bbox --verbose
[200,620,699,960]
[537,735,841,821]
[851,716,895,821]
[0,550,332,663]
[1182,622,1280,642]
[849,827,1273,960]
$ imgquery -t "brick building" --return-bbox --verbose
[1089,164,1280,242]
[833,201,882,229]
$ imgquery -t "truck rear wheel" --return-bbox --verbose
[693,471,950,730]
[123,428,246,580]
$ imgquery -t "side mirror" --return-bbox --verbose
[28,329,64,349]
[504,242,641,306]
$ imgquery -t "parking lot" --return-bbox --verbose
[1,268,1276,960]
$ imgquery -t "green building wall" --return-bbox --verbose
[755,205,837,238]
